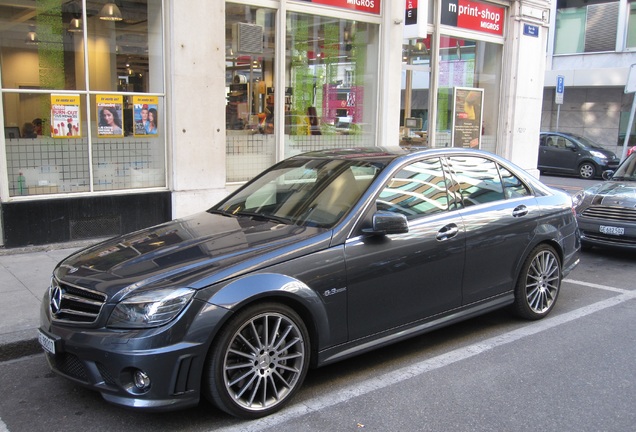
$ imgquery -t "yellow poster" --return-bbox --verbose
[133,95,159,137]
[50,94,81,138]
[97,95,124,137]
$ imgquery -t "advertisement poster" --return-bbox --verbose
[133,95,158,137]
[97,95,124,137]
[452,87,483,148]
[50,94,81,138]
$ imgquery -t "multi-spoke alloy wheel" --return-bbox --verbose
[204,303,309,419]
[513,245,562,320]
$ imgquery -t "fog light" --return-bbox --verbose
[133,370,151,390]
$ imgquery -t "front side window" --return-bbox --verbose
[1,0,165,197]
[378,158,453,219]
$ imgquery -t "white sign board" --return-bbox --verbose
[555,75,564,105]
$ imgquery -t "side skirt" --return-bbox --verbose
[316,292,514,367]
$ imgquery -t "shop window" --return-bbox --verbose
[434,36,502,153]
[284,12,379,157]
[1,0,166,197]
[554,1,619,54]
[225,4,276,182]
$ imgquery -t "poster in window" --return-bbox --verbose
[97,95,124,137]
[50,94,81,138]
[452,87,483,148]
[133,96,159,137]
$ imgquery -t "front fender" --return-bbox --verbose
[203,273,333,354]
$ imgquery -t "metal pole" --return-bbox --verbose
[556,104,560,131]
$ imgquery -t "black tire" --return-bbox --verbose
[578,162,596,179]
[203,302,310,419]
[512,244,562,320]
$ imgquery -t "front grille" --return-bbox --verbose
[47,352,89,382]
[50,279,107,324]
[581,206,636,223]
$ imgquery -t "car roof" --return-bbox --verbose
[293,146,501,163]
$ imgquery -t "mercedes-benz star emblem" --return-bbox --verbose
[50,284,63,316]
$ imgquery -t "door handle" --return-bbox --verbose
[436,223,459,241]
[512,205,528,217]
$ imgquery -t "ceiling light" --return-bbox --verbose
[68,17,82,33]
[25,25,39,45]
[99,3,123,21]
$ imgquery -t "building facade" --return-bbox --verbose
[1,0,550,247]
[543,0,636,157]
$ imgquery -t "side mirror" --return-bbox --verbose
[602,170,614,180]
[363,211,409,235]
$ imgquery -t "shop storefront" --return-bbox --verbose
[0,0,550,247]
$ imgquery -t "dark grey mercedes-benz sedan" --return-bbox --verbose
[39,147,580,419]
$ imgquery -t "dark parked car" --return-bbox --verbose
[538,131,620,179]
[39,147,580,419]
[574,151,636,249]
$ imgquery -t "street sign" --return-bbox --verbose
[555,75,564,105]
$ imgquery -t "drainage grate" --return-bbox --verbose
[70,216,121,240]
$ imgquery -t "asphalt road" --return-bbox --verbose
[1,174,633,432]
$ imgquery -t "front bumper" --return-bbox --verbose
[39,293,229,411]
[577,217,636,249]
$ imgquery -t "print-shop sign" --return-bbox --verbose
[302,0,381,15]
[404,0,428,39]
[441,0,504,37]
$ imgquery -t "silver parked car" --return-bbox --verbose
[574,151,636,249]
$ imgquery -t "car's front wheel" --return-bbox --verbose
[578,162,596,179]
[203,302,310,419]
[513,244,562,320]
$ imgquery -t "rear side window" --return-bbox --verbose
[447,156,505,206]
[498,165,531,199]
[377,158,452,219]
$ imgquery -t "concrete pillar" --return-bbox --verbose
[167,0,228,218]
[500,0,550,176]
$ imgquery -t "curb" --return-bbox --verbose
[0,338,41,362]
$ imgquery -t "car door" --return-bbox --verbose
[344,157,465,341]
[446,156,540,303]
[539,133,565,171]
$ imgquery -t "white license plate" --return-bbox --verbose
[599,225,625,236]
[38,330,56,355]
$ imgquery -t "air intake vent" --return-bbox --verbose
[232,23,263,54]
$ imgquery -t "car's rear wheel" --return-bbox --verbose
[203,302,309,419]
[513,244,561,320]
[578,162,596,179]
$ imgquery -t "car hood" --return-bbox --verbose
[54,211,329,299]
[584,181,636,207]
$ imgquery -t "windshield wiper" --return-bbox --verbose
[207,208,235,217]
[235,211,292,225]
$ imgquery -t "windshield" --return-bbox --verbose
[572,134,603,150]
[211,158,384,228]
[612,153,636,181]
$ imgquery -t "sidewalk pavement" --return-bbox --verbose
[0,239,104,362]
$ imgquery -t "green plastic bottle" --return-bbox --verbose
[17,172,25,195]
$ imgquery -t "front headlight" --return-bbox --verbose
[108,287,195,329]
[589,150,607,159]
[571,189,586,208]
